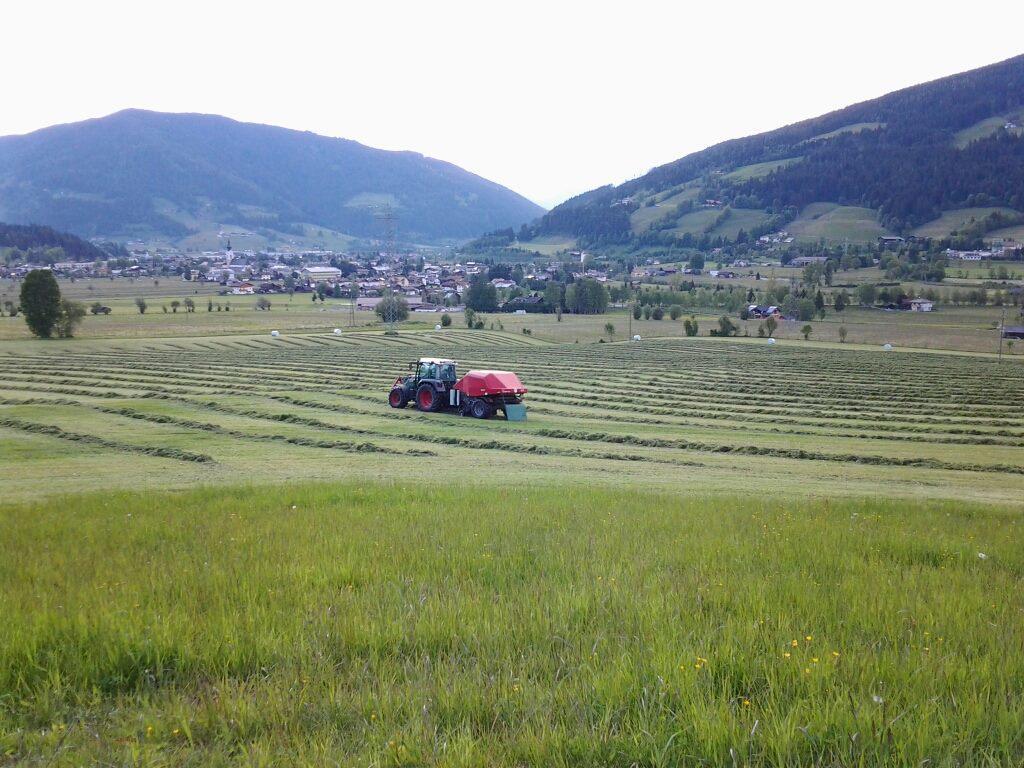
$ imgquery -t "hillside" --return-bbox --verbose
[0,110,544,245]
[0,222,110,261]
[521,54,1024,250]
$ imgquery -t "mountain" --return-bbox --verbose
[0,110,544,245]
[520,53,1024,251]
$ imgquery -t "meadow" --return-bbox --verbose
[2,320,1024,764]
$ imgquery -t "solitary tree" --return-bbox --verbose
[256,296,272,311]
[801,324,813,340]
[183,298,195,313]
[440,313,452,327]
[20,269,62,338]
[765,315,778,337]
[170,300,181,313]
[603,322,615,341]
[632,304,642,320]
[683,316,699,337]
[134,297,148,314]
[838,325,848,343]
[669,304,683,321]
[464,307,477,328]
[375,294,409,327]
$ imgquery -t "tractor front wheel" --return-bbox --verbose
[416,384,441,412]
[388,388,408,408]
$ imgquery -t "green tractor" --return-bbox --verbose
[387,357,458,412]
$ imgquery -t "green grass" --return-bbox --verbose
[803,122,884,143]
[512,235,577,255]
[2,481,1022,766]
[953,109,1024,148]
[788,203,894,243]
[911,207,1019,239]
[668,208,770,239]
[721,157,802,181]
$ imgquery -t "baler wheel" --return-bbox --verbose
[471,399,492,419]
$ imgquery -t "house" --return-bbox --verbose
[502,295,546,313]
[356,296,424,311]
[231,282,255,295]
[902,298,934,312]
[490,278,517,290]
[789,256,829,267]
[747,305,785,319]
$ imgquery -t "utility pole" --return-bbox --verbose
[998,305,1006,363]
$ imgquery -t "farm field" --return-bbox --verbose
[910,207,1018,239]
[787,203,895,243]
[2,330,1024,765]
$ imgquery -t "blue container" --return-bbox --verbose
[504,404,527,422]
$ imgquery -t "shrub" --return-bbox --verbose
[651,306,664,320]
[135,298,147,315]
[55,299,86,338]
[838,325,848,343]
[801,324,813,340]
[683,316,699,337]
[440,313,452,327]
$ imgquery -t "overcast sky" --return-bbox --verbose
[5,1,1024,208]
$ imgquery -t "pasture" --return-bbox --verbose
[2,329,1024,764]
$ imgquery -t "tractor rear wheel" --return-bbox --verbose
[388,388,407,408]
[416,384,441,412]
[471,399,492,419]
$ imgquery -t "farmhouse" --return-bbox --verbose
[230,282,256,295]
[902,298,934,312]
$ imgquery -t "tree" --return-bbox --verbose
[55,298,86,338]
[765,316,778,337]
[855,284,877,307]
[375,295,409,325]
[543,281,563,313]
[20,269,62,338]
[669,304,683,321]
[651,306,664,320]
[135,297,147,314]
[838,325,848,343]
[603,322,615,341]
[183,298,195,313]
[717,316,738,336]
[464,307,477,328]
[256,296,272,311]
[801,324,813,340]
[170,300,181,313]
[564,278,608,314]
[632,304,642,320]
[465,277,498,312]
[834,291,848,312]
[683,316,699,336]
[440,313,452,327]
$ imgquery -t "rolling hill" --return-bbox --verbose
[520,53,1024,250]
[0,110,545,245]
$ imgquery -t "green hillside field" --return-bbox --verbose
[910,207,1018,239]
[787,202,895,243]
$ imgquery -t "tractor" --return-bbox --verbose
[388,357,527,419]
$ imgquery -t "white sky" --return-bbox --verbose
[4,1,1023,208]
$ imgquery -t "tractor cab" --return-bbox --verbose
[410,357,456,384]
